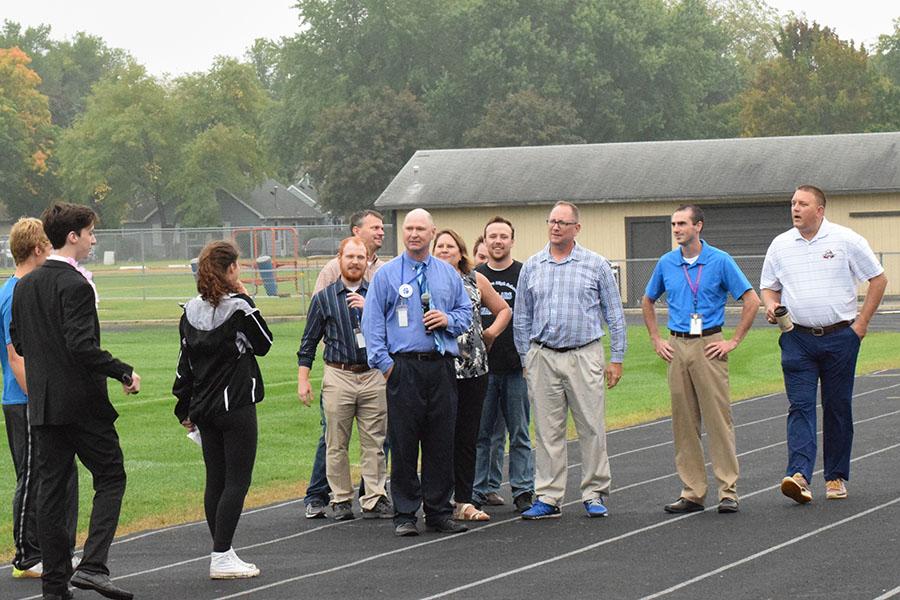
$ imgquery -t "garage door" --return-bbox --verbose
[699,202,791,289]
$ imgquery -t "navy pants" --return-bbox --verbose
[387,355,457,526]
[779,326,861,483]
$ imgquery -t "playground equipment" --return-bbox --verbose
[231,227,300,296]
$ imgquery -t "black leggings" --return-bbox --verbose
[197,404,257,552]
[454,375,488,503]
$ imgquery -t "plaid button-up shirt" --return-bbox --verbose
[513,242,626,364]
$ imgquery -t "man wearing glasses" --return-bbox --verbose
[513,201,626,519]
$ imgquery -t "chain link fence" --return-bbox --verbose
[3,225,895,316]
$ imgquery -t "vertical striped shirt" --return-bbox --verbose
[513,242,626,363]
[297,279,369,367]
[761,218,883,327]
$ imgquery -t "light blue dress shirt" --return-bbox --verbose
[362,253,473,374]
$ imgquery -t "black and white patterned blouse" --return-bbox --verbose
[454,271,488,379]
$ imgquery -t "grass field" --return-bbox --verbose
[1,320,898,560]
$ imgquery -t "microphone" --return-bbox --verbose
[421,291,432,334]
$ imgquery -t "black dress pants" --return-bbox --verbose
[33,420,126,598]
[453,375,488,504]
[387,355,457,525]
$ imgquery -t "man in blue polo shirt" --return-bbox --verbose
[642,205,759,514]
[362,208,472,537]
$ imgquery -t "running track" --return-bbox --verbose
[4,370,900,600]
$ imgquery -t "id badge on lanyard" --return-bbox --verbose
[398,283,413,327]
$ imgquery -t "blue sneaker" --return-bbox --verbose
[584,498,608,518]
[521,499,561,520]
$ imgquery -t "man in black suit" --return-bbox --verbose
[11,203,140,600]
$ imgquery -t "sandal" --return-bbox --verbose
[453,502,490,521]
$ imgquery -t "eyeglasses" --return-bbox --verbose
[546,219,577,228]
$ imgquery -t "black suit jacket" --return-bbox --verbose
[10,260,132,426]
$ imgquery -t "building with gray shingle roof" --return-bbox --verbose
[377,132,900,304]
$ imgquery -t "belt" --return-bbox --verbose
[670,326,722,339]
[325,361,371,373]
[793,320,853,336]
[537,339,599,352]
[393,352,445,361]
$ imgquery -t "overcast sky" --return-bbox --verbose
[2,1,897,77]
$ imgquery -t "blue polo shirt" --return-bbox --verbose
[0,276,27,405]
[362,253,473,374]
[645,241,752,333]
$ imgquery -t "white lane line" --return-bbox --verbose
[199,416,900,600]
[873,585,900,599]
[416,443,900,600]
[640,496,900,599]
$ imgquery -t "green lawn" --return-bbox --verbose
[1,323,899,559]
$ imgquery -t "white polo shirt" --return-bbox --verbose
[760,218,883,328]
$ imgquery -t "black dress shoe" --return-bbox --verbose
[70,570,134,600]
[43,591,74,600]
[663,497,705,514]
[394,522,419,537]
[717,498,739,513]
[426,518,468,534]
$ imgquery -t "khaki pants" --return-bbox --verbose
[525,340,610,506]
[322,365,388,509]
[668,333,739,503]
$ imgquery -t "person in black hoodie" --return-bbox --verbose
[173,240,273,579]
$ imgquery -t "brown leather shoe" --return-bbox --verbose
[484,492,505,506]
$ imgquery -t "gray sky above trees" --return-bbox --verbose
[3,0,897,77]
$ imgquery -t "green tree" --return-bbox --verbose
[1,21,129,127]
[873,18,900,86]
[38,32,130,127]
[304,88,428,216]
[58,63,178,226]
[60,59,272,228]
[170,58,272,225]
[0,47,54,218]
[463,89,584,147]
[739,19,887,136]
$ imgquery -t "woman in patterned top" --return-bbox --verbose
[433,229,511,521]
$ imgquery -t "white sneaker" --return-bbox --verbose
[12,561,42,578]
[209,548,259,579]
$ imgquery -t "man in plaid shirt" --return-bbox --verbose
[513,201,626,520]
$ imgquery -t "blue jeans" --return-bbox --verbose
[303,395,331,506]
[780,326,861,483]
[473,369,534,501]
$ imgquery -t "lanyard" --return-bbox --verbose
[682,264,703,312]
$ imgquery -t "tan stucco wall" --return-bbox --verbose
[393,192,900,297]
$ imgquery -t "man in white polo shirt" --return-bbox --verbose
[761,185,887,504]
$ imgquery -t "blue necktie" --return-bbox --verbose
[414,261,444,354]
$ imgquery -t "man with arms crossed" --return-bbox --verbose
[642,205,759,514]
[473,217,535,513]
[298,237,392,521]
[362,208,472,536]
[2,218,78,579]
[761,185,886,503]
[514,201,626,519]
[11,203,140,600]
[304,209,386,519]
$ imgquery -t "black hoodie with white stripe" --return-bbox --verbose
[173,293,273,424]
